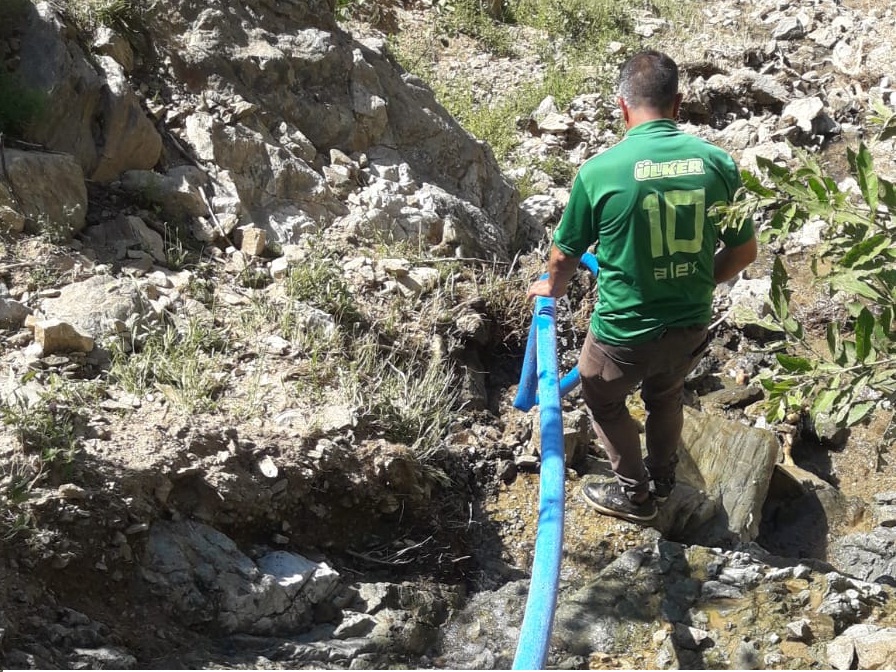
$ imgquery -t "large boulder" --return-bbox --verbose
[657,407,779,542]
[39,276,144,340]
[140,521,340,634]
[0,148,87,235]
[17,2,162,181]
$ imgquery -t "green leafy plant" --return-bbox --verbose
[720,142,896,429]
[1,394,80,464]
[507,0,631,45]
[0,377,91,538]
[0,71,48,137]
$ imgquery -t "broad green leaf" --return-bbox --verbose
[840,234,890,268]
[851,143,879,214]
[828,272,883,301]
[873,307,893,347]
[757,156,791,181]
[765,402,786,424]
[811,388,840,416]
[740,170,775,197]
[776,353,813,373]
[871,367,896,386]
[826,322,842,359]
[880,178,896,210]
[841,340,857,366]
[880,117,896,142]
[770,256,790,321]
[846,400,876,427]
[807,175,829,203]
[855,308,875,363]
[783,316,804,339]
[760,377,797,393]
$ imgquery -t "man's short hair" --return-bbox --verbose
[618,51,679,111]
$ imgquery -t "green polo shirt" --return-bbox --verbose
[553,119,754,345]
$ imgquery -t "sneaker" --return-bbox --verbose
[581,481,657,523]
[651,477,675,504]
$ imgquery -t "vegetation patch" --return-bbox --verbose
[0,72,47,138]
[718,108,896,432]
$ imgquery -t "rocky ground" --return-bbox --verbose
[3,0,896,669]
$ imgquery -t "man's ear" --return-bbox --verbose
[618,96,629,124]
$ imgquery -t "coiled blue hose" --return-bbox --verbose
[511,252,598,670]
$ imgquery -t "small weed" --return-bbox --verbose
[283,258,362,327]
[342,335,460,460]
[477,260,534,345]
[1,394,79,464]
[60,0,156,34]
[110,317,230,414]
[163,220,205,271]
[26,265,61,292]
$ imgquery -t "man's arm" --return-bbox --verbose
[527,244,582,299]
[714,236,757,284]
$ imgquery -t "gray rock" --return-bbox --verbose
[854,628,896,669]
[773,16,806,40]
[830,526,896,584]
[120,166,210,220]
[0,298,31,330]
[18,3,160,181]
[785,618,812,642]
[672,623,710,650]
[827,634,858,670]
[700,580,743,600]
[333,613,377,639]
[256,550,340,604]
[40,276,143,340]
[830,625,882,669]
[727,277,772,328]
[152,7,518,258]
[241,228,267,256]
[122,215,166,264]
[782,97,825,134]
[673,408,778,541]
[0,205,26,233]
[354,582,400,614]
[141,521,338,635]
[0,148,87,235]
[70,646,138,669]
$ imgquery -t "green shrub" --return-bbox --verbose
[718,141,896,430]
[436,61,592,160]
[342,335,459,460]
[283,257,362,327]
[0,71,47,138]
[507,0,631,45]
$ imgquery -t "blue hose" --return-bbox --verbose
[513,317,540,412]
[515,252,599,410]
[512,297,564,670]
[511,252,599,669]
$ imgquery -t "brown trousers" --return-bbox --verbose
[578,326,709,495]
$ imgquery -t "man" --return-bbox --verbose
[527,50,757,524]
